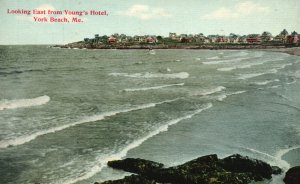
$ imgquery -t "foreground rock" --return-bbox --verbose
[284,166,300,184]
[102,154,282,184]
[99,174,156,184]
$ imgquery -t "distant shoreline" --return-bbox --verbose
[54,44,300,56]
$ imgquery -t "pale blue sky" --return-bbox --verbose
[0,0,299,44]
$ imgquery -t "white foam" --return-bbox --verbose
[207,56,220,60]
[275,145,300,170]
[123,83,184,92]
[109,72,189,79]
[203,57,250,65]
[192,86,226,96]
[286,80,296,85]
[217,61,266,71]
[196,58,201,61]
[211,91,246,101]
[0,99,178,149]
[277,63,293,70]
[241,147,290,171]
[253,79,280,85]
[0,95,50,111]
[215,94,228,101]
[292,70,300,78]
[229,91,246,95]
[149,50,156,55]
[63,103,213,184]
[237,69,278,80]
[268,85,281,89]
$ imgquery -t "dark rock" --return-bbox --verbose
[101,174,156,184]
[103,154,282,184]
[272,166,283,175]
[220,154,273,180]
[107,158,164,174]
[284,166,300,184]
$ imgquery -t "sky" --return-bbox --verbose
[0,0,299,44]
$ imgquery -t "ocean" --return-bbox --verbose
[0,45,299,184]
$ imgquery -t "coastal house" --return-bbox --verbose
[238,36,248,44]
[180,37,192,43]
[216,36,225,43]
[84,38,90,43]
[204,37,211,43]
[146,36,157,43]
[207,35,218,43]
[273,35,284,43]
[108,36,117,44]
[193,33,206,43]
[287,31,299,45]
[169,32,178,40]
[246,34,262,44]
[228,33,239,43]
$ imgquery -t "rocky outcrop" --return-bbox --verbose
[284,166,300,184]
[99,174,156,184]
[103,154,282,184]
[107,158,163,174]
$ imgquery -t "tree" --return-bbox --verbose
[261,31,272,42]
[279,29,289,43]
[156,36,163,41]
[291,31,298,36]
[280,29,289,36]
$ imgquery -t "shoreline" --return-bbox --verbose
[55,44,300,56]
[254,47,300,56]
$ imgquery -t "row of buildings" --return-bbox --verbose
[83,29,299,45]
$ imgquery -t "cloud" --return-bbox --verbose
[119,4,171,20]
[202,1,269,20]
[235,1,269,15]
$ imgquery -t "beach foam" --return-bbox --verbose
[0,99,178,149]
[109,72,189,79]
[63,103,213,184]
[123,83,184,92]
[0,95,50,111]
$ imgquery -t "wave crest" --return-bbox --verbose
[109,72,189,79]
[0,95,50,111]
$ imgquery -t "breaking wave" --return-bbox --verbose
[109,72,189,79]
[0,95,50,111]
[63,103,213,184]
[253,79,280,85]
[191,86,226,96]
[237,69,278,80]
[0,99,178,149]
[202,57,250,65]
[123,83,184,92]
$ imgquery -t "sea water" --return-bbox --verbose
[0,46,299,184]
